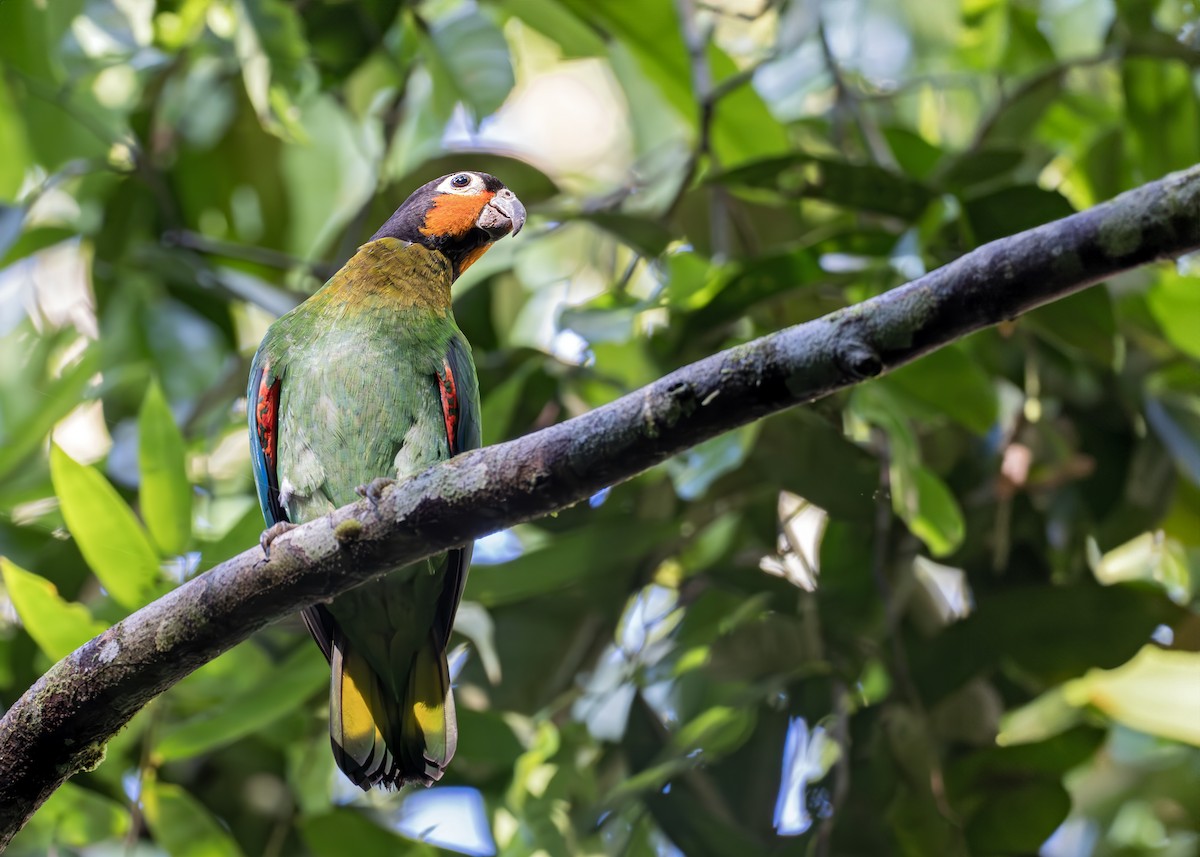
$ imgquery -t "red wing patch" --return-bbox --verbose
[437,359,460,454]
[256,371,282,470]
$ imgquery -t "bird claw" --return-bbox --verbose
[259,521,298,560]
[355,477,396,512]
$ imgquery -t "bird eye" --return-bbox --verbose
[451,174,471,188]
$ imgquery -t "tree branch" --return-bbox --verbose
[2,164,1200,844]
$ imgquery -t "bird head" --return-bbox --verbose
[370,171,526,279]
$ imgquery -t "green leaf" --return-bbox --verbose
[1123,58,1200,180]
[296,0,409,84]
[231,0,310,137]
[560,299,639,345]
[1024,285,1116,364]
[0,76,32,198]
[819,521,885,629]
[197,504,265,573]
[913,584,1181,702]
[974,71,1062,149]
[941,148,1024,191]
[603,759,697,809]
[155,646,328,761]
[963,184,1075,243]
[1147,271,1200,360]
[281,94,378,258]
[10,782,130,852]
[716,154,935,220]
[709,611,815,681]
[1065,646,1200,746]
[557,0,692,116]
[500,0,606,58]
[883,127,944,180]
[0,225,77,268]
[468,519,674,606]
[575,211,675,258]
[678,511,740,575]
[0,1,107,172]
[893,463,965,558]
[481,359,538,446]
[950,724,1108,844]
[672,705,756,756]
[1145,391,1200,486]
[622,700,764,855]
[301,809,422,857]
[964,780,1070,855]
[170,642,274,708]
[684,249,823,333]
[667,423,759,500]
[1091,531,1192,603]
[454,707,525,767]
[1163,477,1200,547]
[753,410,880,523]
[138,380,192,556]
[889,786,958,857]
[998,5,1056,73]
[997,689,1086,746]
[957,0,1006,70]
[49,444,162,609]
[663,250,718,308]
[707,44,788,168]
[1078,127,1127,206]
[0,338,98,482]
[993,726,1105,775]
[142,780,245,857]
[0,558,107,660]
[882,346,998,434]
[422,10,515,121]
[384,64,453,180]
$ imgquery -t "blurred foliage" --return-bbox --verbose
[2,0,1200,855]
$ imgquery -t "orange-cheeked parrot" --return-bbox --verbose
[247,172,525,789]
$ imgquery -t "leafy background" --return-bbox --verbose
[1,0,1199,855]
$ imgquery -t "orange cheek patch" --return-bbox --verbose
[420,191,493,238]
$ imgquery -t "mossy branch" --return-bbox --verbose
[2,164,1200,845]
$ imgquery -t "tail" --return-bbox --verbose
[329,630,457,790]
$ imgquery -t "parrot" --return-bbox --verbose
[247,171,525,789]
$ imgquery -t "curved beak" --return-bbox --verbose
[476,189,526,238]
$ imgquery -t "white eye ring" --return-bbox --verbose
[439,173,481,194]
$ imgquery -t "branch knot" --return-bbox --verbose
[836,342,883,380]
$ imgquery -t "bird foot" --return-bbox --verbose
[259,521,298,560]
[355,477,396,512]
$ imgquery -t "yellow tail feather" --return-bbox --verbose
[330,643,392,788]
[328,632,457,790]
[408,634,456,773]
